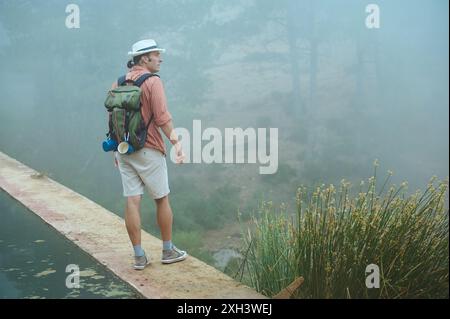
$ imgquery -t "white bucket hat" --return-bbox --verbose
[128,39,165,57]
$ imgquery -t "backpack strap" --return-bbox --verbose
[135,73,161,133]
[117,75,127,86]
[118,73,160,87]
[136,73,158,133]
[134,73,159,87]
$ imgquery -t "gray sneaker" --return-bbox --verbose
[162,246,187,264]
[134,253,150,270]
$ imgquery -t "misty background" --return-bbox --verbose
[0,0,448,267]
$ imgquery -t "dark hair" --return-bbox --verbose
[126,53,150,69]
[127,59,135,68]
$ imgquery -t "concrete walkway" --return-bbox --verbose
[0,151,265,299]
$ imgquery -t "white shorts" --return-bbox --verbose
[116,147,170,199]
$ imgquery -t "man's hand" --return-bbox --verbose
[163,125,185,164]
[174,141,185,164]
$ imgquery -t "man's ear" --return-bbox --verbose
[139,55,146,63]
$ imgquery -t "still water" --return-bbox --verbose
[0,191,140,299]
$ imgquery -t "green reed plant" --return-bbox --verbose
[240,162,449,298]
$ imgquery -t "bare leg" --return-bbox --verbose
[125,195,142,246]
[154,195,173,242]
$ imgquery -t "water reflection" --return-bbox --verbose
[0,191,140,299]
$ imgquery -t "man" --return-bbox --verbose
[111,39,187,270]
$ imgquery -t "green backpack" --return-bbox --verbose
[104,73,158,151]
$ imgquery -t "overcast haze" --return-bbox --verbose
[0,0,448,244]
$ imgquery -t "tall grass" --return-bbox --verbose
[239,164,449,298]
